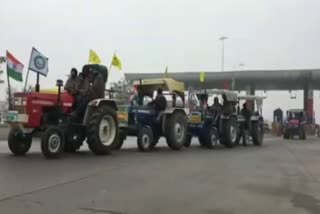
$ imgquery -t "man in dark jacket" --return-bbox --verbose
[76,72,90,97]
[148,88,167,112]
[241,103,252,122]
[64,68,78,95]
[72,68,105,118]
[88,70,105,100]
[211,97,223,112]
[240,102,252,145]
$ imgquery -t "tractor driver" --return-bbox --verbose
[64,68,79,95]
[71,67,105,118]
[211,97,223,112]
[148,88,167,117]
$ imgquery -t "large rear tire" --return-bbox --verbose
[166,111,188,150]
[137,126,154,152]
[220,117,238,148]
[8,128,32,156]
[41,127,64,159]
[87,106,118,155]
[252,120,264,146]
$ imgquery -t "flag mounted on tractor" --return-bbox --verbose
[6,51,24,82]
[28,47,49,76]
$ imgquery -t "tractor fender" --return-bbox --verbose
[163,108,187,115]
[83,99,118,125]
[87,99,118,110]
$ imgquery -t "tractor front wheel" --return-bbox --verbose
[41,127,64,159]
[8,128,32,156]
[137,126,154,152]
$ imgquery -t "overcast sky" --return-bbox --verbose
[1,0,320,121]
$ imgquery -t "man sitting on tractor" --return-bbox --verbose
[64,68,79,95]
[148,88,167,119]
[210,97,223,112]
[72,67,105,118]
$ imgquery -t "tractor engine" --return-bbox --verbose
[9,92,74,128]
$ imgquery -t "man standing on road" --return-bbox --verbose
[240,102,252,146]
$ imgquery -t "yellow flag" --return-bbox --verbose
[89,49,101,64]
[163,66,168,78]
[200,72,206,83]
[111,54,122,70]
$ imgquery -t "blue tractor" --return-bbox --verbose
[185,89,239,148]
[116,78,188,152]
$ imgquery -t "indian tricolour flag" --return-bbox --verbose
[6,51,24,82]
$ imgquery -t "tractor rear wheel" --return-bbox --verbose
[8,128,32,156]
[41,127,64,159]
[137,126,154,152]
[87,106,118,155]
[252,120,264,146]
[166,111,187,150]
[220,117,238,148]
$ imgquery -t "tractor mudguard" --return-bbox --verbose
[83,99,118,125]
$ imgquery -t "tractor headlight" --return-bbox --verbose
[13,97,27,106]
[14,98,19,106]
[21,97,27,106]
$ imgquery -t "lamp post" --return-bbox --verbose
[219,36,228,72]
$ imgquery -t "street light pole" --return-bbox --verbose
[219,36,228,72]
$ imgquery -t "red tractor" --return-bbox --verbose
[283,109,306,140]
[5,64,119,159]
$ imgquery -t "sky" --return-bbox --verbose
[0,0,320,121]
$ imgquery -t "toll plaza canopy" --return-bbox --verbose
[125,69,320,90]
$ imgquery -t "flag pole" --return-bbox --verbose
[23,69,30,92]
[108,50,116,72]
[35,72,40,92]
[5,51,12,109]
[24,47,34,92]
[107,50,116,89]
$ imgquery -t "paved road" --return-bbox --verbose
[0,136,320,214]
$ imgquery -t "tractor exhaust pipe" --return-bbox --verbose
[56,79,63,104]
